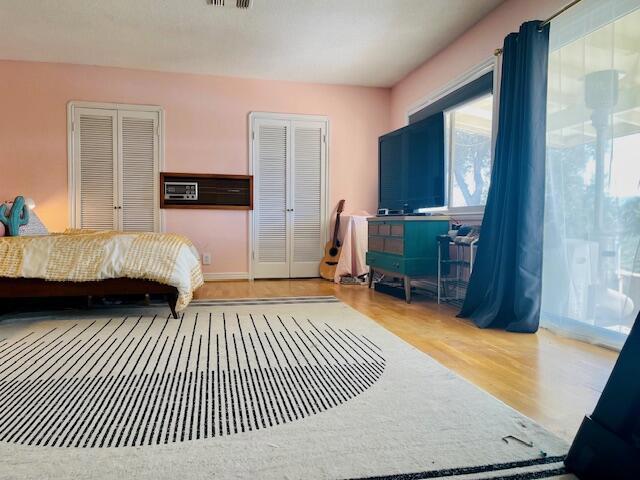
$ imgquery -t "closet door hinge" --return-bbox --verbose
[251,131,255,141]
[323,134,326,143]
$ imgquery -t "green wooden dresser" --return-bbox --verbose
[366,216,449,302]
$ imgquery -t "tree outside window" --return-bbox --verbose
[448,94,494,209]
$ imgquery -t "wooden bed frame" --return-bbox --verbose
[0,277,180,319]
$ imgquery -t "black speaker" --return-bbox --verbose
[565,312,640,479]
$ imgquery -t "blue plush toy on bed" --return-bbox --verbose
[0,196,30,236]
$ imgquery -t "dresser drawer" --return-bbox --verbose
[367,253,438,277]
[378,224,391,236]
[366,251,404,274]
[384,237,404,255]
[368,236,384,252]
[368,223,379,236]
[390,224,404,237]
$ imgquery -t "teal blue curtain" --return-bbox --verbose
[458,21,549,333]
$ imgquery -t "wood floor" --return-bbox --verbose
[195,278,618,442]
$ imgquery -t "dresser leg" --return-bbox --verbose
[404,275,411,303]
[368,269,374,288]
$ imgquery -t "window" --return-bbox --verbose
[541,0,640,349]
[412,66,496,214]
[447,94,494,209]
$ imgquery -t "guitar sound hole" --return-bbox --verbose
[329,247,338,256]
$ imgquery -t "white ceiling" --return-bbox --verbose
[0,0,503,87]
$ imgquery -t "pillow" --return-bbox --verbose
[19,209,49,236]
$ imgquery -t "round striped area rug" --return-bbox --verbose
[0,297,571,480]
[0,304,384,448]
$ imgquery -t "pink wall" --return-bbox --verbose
[0,0,571,275]
[0,60,389,274]
[390,0,566,129]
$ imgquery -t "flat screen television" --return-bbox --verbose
[378,112,445,212]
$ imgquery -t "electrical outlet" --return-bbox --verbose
[202,253,212,265]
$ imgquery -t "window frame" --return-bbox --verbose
[406,56,500,218]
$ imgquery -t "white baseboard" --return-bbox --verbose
[203,272,250,282]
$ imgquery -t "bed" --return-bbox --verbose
[0,229,204,318]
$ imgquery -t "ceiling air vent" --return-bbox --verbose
[206,0,253,8]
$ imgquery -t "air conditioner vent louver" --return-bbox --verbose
[206,0,252,8]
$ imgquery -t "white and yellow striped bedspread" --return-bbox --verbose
[0,230,204,311]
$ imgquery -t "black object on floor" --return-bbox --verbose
[374,280,413,301]
[565,311,640,479]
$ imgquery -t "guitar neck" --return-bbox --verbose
[332,215,341,248]
[329,200,345,249]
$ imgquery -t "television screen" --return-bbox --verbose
[378,112,445,212]
[378,129,405,211]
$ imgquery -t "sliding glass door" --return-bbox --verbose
[541,0,640,349]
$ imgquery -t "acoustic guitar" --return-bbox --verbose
[319,199,346,281]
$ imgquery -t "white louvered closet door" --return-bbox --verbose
[72,105,160,233]
[118,110,160,232]
[253,118,291,278]
[74,108,118,230]
[252,115,327,279]
[290,120,326,277]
